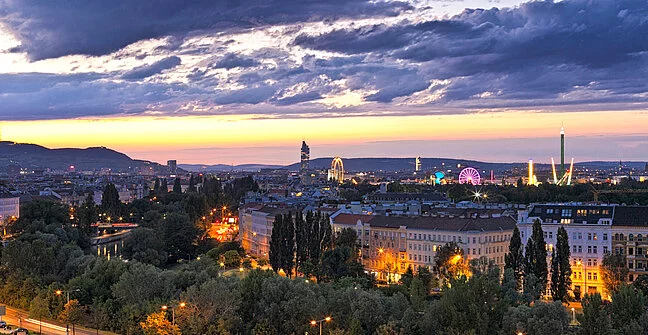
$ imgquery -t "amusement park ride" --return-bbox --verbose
[328,157,344,184]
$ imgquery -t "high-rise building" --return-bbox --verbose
[415,157,421,172]
[300,141,310,172]
[167,160,177,177]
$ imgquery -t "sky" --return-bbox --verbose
[1,0,647,165]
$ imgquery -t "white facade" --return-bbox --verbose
[0,196,20,223]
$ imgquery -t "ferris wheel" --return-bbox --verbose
[458,167,481,185]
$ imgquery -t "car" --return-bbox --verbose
[10,328,28,334]
[0,321,7,329]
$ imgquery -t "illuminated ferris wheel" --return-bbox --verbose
[458,167,481,185]
[329,157,344,183]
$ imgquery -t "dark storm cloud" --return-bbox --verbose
[0,0,411,60]
[294,0,648,105]
[121,56,181,80]
[212,53,258,69]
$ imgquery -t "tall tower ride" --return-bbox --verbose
[560,126,565,176]
[300,141,310,172]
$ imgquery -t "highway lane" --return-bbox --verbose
[0,305,103,335]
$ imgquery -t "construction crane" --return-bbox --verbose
[592,189,648,202]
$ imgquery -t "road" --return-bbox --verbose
[0,305,103,335]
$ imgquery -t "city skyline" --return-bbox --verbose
[2,0,648,164]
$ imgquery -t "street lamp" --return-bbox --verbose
[55,289,81,335]
[310,317,332,335]
[161,302,186,325]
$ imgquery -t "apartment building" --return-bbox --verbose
[331,213,516,282]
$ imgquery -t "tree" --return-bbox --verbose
[335,227,359,250]
[122,228,168,266]
[409,277,426,311]
[400,266,414,288]
[188,174,197,193]
[30,295,50,335]
[609,284,646,330]
[173,178,182,194]
[280,213,295,277]
[101,183,122,218]
[269,214,283,274]
[525,219,548,294]
[633,274,648,297]
[578,293,612,335]
[59,299,84,335]
[434,242,467,285]
[550,226,571,302]
[602,253,628,295]
[77,193,97,236]
[163,212,199,260]
[140,311,180,335]
[500,301,569,335]
[222,250,242,268]
[160,178,168,194]
[504,226,524,289]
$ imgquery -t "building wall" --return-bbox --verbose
[519,207,613,297]
[612,227,648,282]
[0,197,20,222]
[239,208,279,259]
[332,216,514,281]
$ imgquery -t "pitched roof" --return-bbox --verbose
[333,213,375,225]
[368,215,516,232]
[612,206,648,227]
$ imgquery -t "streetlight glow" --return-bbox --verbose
[310,321,317,326]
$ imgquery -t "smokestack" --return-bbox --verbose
[560,126,565,176]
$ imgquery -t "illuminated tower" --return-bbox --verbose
[300,141,310,172]
[415,156,421,172]
[560,126,565,176]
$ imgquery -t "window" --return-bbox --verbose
[573,246,577,253]
[587,259,592,267]
[546,208,554,214]
[587,272,592,281]
[578,233,583,239]
[588,233,592,241]
[549,231,553,239]
[593,273,598,281]
[561,209,573,217]
[639,248,644,256]
[593,246,598,254]
[630,234,635,242]
[629,262,634,269]
[603,233,608,241]
[578,245,583,253]
[577,209,587,216]
[639,234,643,242]
[587,245,592,254]
[473,237,476,244]
[603,246,609,254]
[629,247,634,256]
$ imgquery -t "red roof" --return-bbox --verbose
[333,213,375,225]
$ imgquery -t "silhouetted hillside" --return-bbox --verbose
[0,141,144,171]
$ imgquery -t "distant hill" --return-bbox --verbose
[0,141,157,171]
[179,163,284,172]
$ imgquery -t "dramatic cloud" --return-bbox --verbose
[0,0,647,123]
[122,56,181,80]
[212,53,258,70]
[0,0,410,60]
